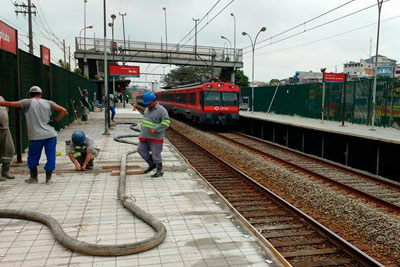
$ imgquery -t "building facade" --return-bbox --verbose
[343,55,397,80]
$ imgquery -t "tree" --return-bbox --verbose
[235,70,249,87]
[74,68,88,79]
[58,59,71,71]
[269,79,280,86]
[162,66,212,87]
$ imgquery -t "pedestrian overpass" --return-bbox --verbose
[74,37,243,81]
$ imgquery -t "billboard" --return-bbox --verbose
[0,20,17,55]
[323,73,346,83]
[110,65,140,77]
[40,45,50,66]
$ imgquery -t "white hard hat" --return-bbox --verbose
[29,86,42,93]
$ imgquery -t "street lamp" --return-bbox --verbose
[109,13,117,123]
[242,26,267,114]
[162,7,168,62]
[371,0,384,130]
[103,0,109,135]
[83,0,88,76]
[230,13,236,83]
[221,36,232,61]
[79,25,93,41]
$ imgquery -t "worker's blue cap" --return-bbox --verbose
[142,91,156,105]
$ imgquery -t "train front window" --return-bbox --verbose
[222,92,238,106]
[203,91,221,105]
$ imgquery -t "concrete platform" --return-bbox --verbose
[0,110,281,266]
[239,111,400,180]
[240,112,400,145]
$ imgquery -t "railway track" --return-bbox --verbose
[166,128,383,267]
[212,132,400,214]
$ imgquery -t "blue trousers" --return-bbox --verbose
[110,106,116,120]
[28,137,57,172]
[137,141,163,164]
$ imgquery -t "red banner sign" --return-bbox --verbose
[0,20,17,55]
[323,72,346,83]
[40,45,50,66]
[110,65,140,77]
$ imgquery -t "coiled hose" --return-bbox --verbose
[0,123,167,256]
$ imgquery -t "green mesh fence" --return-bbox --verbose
[241,79,400,127]
[0,49,98,153]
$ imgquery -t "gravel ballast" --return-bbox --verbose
[170,120,400,265]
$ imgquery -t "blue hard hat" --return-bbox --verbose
[142,91,156,105]
[72,130,86,145]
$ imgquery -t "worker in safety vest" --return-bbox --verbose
[0,95,15,181]
[0,86,67,184]
[68,130,99,171]
[138,91,170,177]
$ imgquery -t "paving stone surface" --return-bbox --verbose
[0,108,281,267]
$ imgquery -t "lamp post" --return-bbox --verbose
[162,7,168,62]
[221,36,232,58]
[79,25,93,40]
[321,68,327,123]
[371,0,384,130]
[109,14,116,120]
[230,13,236,83]
[242,27,267,114]
[83,0,88,76]
[119,12,127,108]
[103,0,109,135]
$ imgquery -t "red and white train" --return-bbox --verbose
[137,81,240,125]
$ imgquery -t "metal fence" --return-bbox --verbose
[241,79,400,127]
[0,49,98,154]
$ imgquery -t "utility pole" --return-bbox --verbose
[193,18,199,56]
[68,46,71,70]
[371,0,384,130]
[119,12,127,65]
[63,39,66,66]
[119,12,127,108]
[14,0,37,54]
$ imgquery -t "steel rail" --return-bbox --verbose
[213,131,400,214]
[166,127,384,267]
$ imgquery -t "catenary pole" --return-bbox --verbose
[103,0,109,134]
[371,0,384,130]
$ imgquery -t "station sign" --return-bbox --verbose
[110,65,140,77]
[323,72,346,83]
[40,45,50,66]
[0,20,17,55]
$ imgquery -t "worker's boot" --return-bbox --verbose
[151,163,163,178]
[86,159,94,170]
[144,158,156,174]
[45,171,53,185]
[2,163,15,179]
[25,168,38,184]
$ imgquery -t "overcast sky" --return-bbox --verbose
[1,0,399,85]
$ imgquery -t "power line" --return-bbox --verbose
[181,0,236,47]
[172,0,222,50]
[244,0,390,55]
[254,14,400,58]
[244,0,356,50]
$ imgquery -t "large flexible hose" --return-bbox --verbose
[0,123,167,256]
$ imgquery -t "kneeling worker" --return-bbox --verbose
[68,130,99,171]
[137,92,170,177]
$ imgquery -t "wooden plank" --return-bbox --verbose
[292,258,352,267]
[263,230,314,238]
[110,170,144,176]
[281,248,339,258]
[270,238,325,248]
[102,164,141,169]
[250,217,294,224]
[258,224,304,231]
